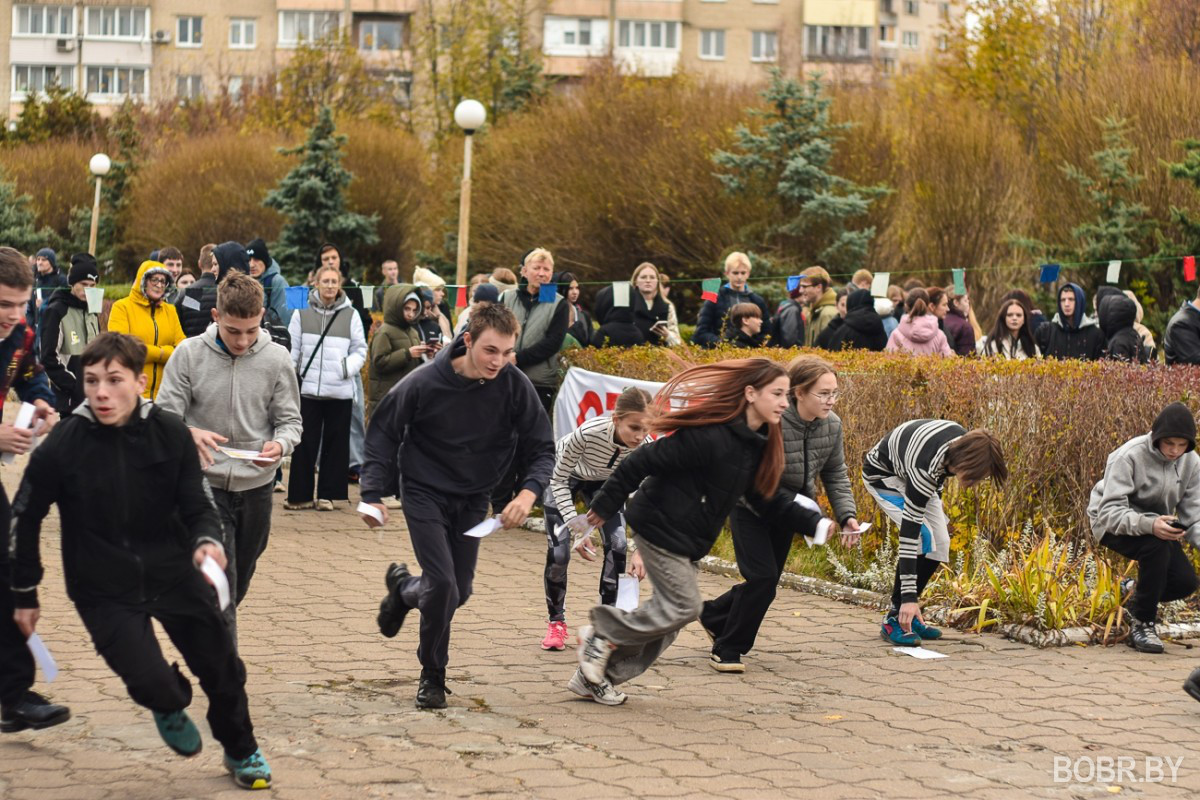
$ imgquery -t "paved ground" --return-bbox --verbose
[4,485,1200,799]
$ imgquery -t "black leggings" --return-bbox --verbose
[1102,533,1199,622]
[889,556,942,617]
[542,480,626,622]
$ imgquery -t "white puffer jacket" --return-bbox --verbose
[288,289,367,400]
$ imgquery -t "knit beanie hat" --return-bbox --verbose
[1151,402,1197,453]
[35,248,57,271]
[472,284,499,304]
[246,238,270,267]
[412,266,446,290]
[68,253,99,285]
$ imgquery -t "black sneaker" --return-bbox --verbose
[0,691,71,733]
[377,563,412,638]
[1128,617,1165,654]
[416,668,450,709]
[1184,668,1200,703]
[709,652,745,674]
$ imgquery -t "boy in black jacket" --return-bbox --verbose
[0,246,69,735]
[361,304,556,710]
[8,332,272,790]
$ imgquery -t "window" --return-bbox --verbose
[86,66,147,98]
[699,29,725,60]
[617,20,678,50]
[15,5,74,35]
[228,76,244,96]
[879,24,894,42]
[86,7,148,39]
[937,33,948,51]
[177,75,204,99]
[904,0,919,14]
[12,65,73,94]
[938,2,950,19]
[902,30,919,49]
[229,18,256,48]
[177,16,202,47]
[562,18,592,46]
[278,10,339,45]
[804,26,871,58]
[359,19,403,51]
[751,30,777,62]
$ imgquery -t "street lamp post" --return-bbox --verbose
[453,100,486,291]
[87,153,111,256]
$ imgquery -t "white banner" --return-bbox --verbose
[553,367,665,441]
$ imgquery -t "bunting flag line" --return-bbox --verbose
[1039,263,1061,284]
[1185,256,1197,283]
[951,268,966,295]
[870,272,890,298]
[701,278,721,303]
[538,283,558,303]
[786,275,802,292]
[455,285,468,307]
[612,281,631,307]
[1106,260,1121,284]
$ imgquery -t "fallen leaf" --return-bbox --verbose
[824,715,843,720]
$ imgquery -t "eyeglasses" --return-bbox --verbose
[809,391,840,403]
[797,283,815,290]
[146,276,168,286]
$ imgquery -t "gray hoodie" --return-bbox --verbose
[1087,433,1200,546]
[156,323,303,492]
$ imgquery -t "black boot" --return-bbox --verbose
[377,563,412,638]
[1,691,71,733]
[415,668,450,709]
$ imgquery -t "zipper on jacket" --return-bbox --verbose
[115,428,146,602]
[150,305,161,396]
[802,424,812,492]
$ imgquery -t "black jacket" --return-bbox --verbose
[9,401,223,610]
[726,329,766,348]
[815,317,845,350]
[176,273,218,338]
[692,285,771,348]
[1098,295,1148,364]
[589,420,823,561]
[590,292,644,348]
[360,333,556,502]
[30,269,68,328]
[1164,301,1200,366]
[770,300,806,348]
[37,291,93,411]
[1035,283,1105,360]
[826,290,887,351]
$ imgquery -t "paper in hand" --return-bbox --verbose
[805,518,834,548]
[464,516,503,538]
[1,403,38,465]
[26,633,58,682]
[616,576,640,611]
[357,501,385,528]
[200,555,231,610]
[566,515,594,535]
[218,446,266,461]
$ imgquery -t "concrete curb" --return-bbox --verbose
[696,555,1200,649]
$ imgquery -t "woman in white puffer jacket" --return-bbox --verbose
[286,264,367,511]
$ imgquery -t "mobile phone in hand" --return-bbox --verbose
[1168,518,1188,530]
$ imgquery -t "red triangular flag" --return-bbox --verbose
[1185,256,1197,283]
[455,285,468,307]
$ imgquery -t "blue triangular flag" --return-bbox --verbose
[1039,263,1060,284]
[538,283,558,303]
[786,275,802,292]
[286,286,309,311]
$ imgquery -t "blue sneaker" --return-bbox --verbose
[910,618,942,640]
[881,617,921,647]
[152,710,201,756]
[225,747,272,790]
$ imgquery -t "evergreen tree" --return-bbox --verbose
[1165,138,1200,255]
[0,171,58,254]
[713,69,889,272]
[264,106,379,281]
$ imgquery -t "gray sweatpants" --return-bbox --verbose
[589,538,702,687]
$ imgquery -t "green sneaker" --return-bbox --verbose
[910,618,942,640]
[225,747,272,790]
[152,710,202,757]
[880,617,921,647]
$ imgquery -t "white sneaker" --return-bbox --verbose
[567,669,627,705]
[576,625,615,685]
[315,499,335,511]
[381,496,403,510]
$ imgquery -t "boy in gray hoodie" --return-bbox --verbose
[157,273,303,634]
[1089,402,1200,653]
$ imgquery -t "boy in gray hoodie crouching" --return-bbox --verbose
[1089,402,1200,653]
[158,273,303,636]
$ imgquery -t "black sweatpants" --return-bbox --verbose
[289,397,352,503]
[0,487,34,710]
[542,480,626,622]
[1102,533,1200,622]
[75,574,257,760]
[212,482,275,607]
[889,555,942,616]
[393,480,490,670]
[701,506,794,658]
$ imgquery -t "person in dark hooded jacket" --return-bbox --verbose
[30,247,68,327]
[177,241,248,338]
[591,284,645,348]
[1164,285,1200,366]
[39,254,101,413]
[1035,282,1105,361]
[826,288,888,351]
[1099,294,1149,364]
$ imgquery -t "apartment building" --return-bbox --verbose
[4,0,415,118]
[540,0,961,84]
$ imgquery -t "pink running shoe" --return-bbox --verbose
[541,620,569,651]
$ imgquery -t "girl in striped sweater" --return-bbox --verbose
[862,419,1007,646]
[540,387,654,651]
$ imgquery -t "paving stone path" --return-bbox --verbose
[3,488,1200,799]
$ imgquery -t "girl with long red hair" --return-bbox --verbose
[568,358,830,705]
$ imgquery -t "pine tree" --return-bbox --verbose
[0,171,57,253]
[712,69,889,272]
[1165,138,1200,255]
[263,107,379,281]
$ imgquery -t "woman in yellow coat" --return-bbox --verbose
[107,260,186,399]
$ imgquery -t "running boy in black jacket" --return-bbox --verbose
[361,303,556,709]
[8,332,273,790]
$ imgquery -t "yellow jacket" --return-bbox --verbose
[107,260,187,398]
